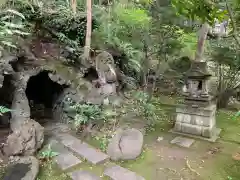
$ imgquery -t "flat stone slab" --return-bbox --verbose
[69,170,101,180]
[104,165,145,180]
[56,133,109,164]
[170,136,195,148]
[54,153,82,170]
[45,139,82,170]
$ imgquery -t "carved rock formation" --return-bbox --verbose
[3,119,44,156]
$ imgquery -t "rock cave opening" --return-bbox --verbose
[25,70,68,124]
[83,66,99,82]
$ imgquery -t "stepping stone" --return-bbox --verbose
[46,139,82,170]
[54,153,82,170]
[104,165,145,180]
[170,136,195,148]
[69,170,101,180]
[47,139,69,153]
[55,133,78,147]
[56,133,109,164]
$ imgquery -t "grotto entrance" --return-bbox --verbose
[25,70,67,124]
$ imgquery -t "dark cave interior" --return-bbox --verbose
[0,75,14,145]
[83,66,99,82]
[25,70,67,123]
[0,75,14,129]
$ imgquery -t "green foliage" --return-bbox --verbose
[114,4,151,29]
[169,56,192,73]
[11,0,97,49]
[232,111,240,120]
[39,144,59,160]
[133,91,160,125]
[152,24,184,58]
[0,8,29,50]
[92,3,151,73]
[211,38,240,68]
[70,103,104,129]
[171,0,228,25]
[0,106,11,116]
[94,135,109,152]
[179,32,198,57]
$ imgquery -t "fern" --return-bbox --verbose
[92,3,150,73]
[0,7,29,50]
[0,106,11,116]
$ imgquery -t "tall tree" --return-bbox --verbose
[71,0,77,15]
[172,0,227,62]
[83,0,92,62]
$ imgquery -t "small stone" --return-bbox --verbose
[69,170,101,180]
[157,137,163,142]
[103,97,109,105]
[170,136,195,148]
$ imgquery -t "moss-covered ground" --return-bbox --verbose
[26,94,240,180]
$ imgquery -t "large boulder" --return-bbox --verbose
[3,119,44,156]
[107,128,144,161]
[3,156,39,180]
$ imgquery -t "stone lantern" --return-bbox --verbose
[171,61,221,141]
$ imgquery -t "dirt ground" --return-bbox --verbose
[116,108,240,180]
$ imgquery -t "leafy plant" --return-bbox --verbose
[171,0,228,25]
[0,106,11,116]
[39,144,59,161]
[233,111,240,120]
[92,2,151,74]
[95,135,109,152]
[70,103,104,130]
[0,8,29,50]
[133,91,160,125]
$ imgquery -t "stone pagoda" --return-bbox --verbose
[171,61,221,142]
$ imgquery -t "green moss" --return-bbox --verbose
[216,110,240,143]
[37,161,71,180]
[199,153,240,180]
[38,94,239,180]
[65,160,111,180]
[0,164,7,179]
[117,148,155,180]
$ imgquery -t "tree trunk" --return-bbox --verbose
[83,0,92,61]
[70,0,77,15]
[195,23,209,62]
[148,59,161,102]
[217,89,236,109]
[142,41,148,88]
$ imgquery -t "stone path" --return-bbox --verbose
[48,132,146,180]
[55,133,109,165]
[44,122,197,180]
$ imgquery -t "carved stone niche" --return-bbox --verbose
[171,61,221,142]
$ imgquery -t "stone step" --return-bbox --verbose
[69,170,101,180]
[104,165,145,180]
[55,153,82,170]
[55,133,109,165]
[47,139,82,170]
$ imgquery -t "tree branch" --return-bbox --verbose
[225,0,240,47]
